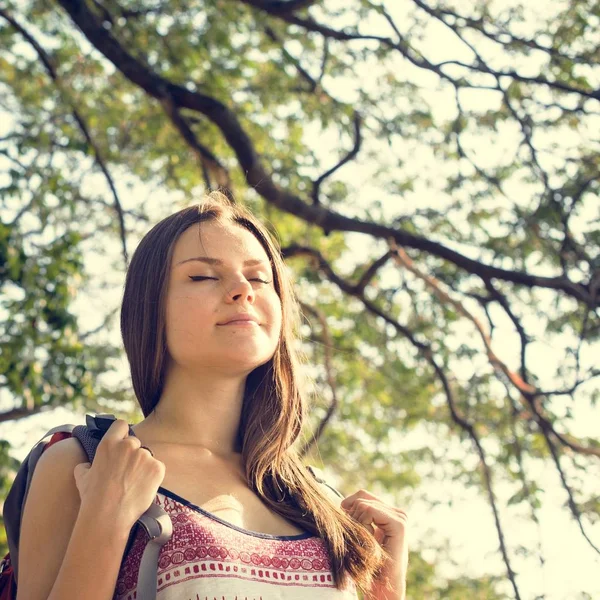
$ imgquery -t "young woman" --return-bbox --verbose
[17,192,408,600]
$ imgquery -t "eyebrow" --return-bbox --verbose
[175,257,270,268]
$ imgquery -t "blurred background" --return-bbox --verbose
[0,0,599,598]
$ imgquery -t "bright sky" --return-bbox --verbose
[1,0,599,598]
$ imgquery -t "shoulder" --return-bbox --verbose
[38,434,89,467]
[23,435,89,515]
[17,436,89,596]
[22,435,90,524]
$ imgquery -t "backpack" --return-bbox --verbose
[0,413,172,600]
[0,413,342,599]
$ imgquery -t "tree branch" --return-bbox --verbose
[390,242,538,396]
[55,0,598,310]
[264,24,320,92]
[298,301,339,456]
[485,280,531,384]
[411,0,598,67]
[355,251,393,294]
[0,404,55,424]
[312,111,361,206]
[159,94,232,193]
[0,8,130,268]
[541,424,600,554]
[241,0,600,101]
[390,242,600,459]
[282,243,523,599]
[245,0,319,14]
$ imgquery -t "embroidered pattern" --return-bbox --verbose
[114,492,357,600]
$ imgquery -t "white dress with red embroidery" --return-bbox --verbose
[114,488,359,600]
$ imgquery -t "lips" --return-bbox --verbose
[218,314,259,326]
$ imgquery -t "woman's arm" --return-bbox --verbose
[341,489,409,600]
[17,438,131,600]
[45,503,131,600]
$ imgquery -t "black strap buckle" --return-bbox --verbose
[86,413,117,439]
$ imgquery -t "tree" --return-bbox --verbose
[1,0,598,597]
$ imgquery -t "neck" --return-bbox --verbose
[138,363,247,457]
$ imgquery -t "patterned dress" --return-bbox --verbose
[114,487,359,600]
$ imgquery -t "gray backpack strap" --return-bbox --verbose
[135,503,173,598]
[3,413,172,598]
[70,414,173,600]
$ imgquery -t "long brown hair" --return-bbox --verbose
[120,191,389,593]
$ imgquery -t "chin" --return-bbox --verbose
[213,342,272,365]
[234,352,274,371]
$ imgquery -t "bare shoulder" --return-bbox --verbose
[38,435,89,465]
[16,436,89,599]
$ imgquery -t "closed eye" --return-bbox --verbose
[188,276,271,284]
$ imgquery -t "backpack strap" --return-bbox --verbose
[70,414,172,600]
[4,414,337,598]
[2,413,171,600]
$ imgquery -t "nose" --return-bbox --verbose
[225,277,255,304]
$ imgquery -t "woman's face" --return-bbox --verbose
[164,219,282,374]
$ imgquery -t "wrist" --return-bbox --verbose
[77,502,134,543]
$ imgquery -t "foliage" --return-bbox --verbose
[1,0,599,597]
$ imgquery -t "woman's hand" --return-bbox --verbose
[73,419,166,532]
[341,489,408,600]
